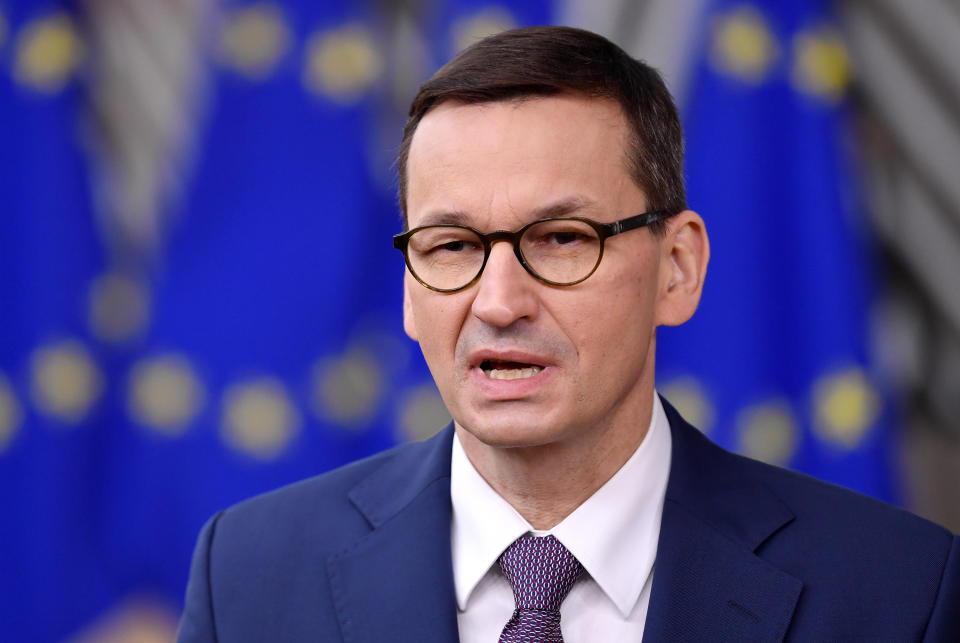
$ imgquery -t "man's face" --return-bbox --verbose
[403,95,669,451]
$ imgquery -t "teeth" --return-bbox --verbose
[484,366,543,380]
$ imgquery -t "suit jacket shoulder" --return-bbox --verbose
[178,429,459,643]
[179,402,960,642]
[648,398,960,641]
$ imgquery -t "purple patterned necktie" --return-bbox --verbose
[498,535,584,643]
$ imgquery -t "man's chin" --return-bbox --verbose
[453,417,566,451]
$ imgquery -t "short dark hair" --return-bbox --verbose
[396,25,686,235]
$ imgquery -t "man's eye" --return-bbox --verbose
[536,230,589,246]
[548,231,581,245]
[422,237,481,255]
[439,240,466,252]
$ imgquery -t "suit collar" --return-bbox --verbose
[328,427,459,643]
[643,398,802,641]
[346,425,454,528]
[327,402,805,642]
[661,397,796,550]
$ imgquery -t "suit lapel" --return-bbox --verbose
[327,427,459,643]
[325,403,805,641]
[644,400,803,642]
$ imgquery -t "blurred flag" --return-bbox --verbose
[93,0,562,611]
[92,0,438,610]
[0,0,899,640]
[658,0,896,501]
[416,0,553,65]
[0,2,118,640]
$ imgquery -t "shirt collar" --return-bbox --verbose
[450,392,672,616]
[450,429,532,611]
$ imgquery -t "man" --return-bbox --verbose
[179,26,959,642]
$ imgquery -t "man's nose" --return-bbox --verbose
[470,241,539,327]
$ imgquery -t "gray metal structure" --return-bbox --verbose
[839,0,960,530]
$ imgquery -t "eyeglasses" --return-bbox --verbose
[393,210,670,293]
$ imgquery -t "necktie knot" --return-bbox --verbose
[498,535,583,612]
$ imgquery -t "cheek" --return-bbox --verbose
[410,293,469,362]
[554,295,622,369]
[571,285,655,365]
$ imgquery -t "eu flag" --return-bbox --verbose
[95,0,417,608]
[658,0,896,501]
[0,2,118,640]
[0,1,901,639]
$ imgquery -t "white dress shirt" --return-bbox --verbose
[451,392,672,643]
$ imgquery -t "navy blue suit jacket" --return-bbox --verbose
[179,400,960,641]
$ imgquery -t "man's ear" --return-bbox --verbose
[403,276,419,341]
[654,210,710,327]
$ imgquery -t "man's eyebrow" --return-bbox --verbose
[414,196,597,229]
[414,210,473,227]
[528,196,596,220]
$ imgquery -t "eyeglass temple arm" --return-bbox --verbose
[606,210,670,236]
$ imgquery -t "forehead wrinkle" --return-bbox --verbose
[529,195,599,220]
[413,195,602,232]
[408,99,634,224]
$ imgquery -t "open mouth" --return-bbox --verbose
[480,359,544,380]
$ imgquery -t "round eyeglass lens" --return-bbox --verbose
[520,219,602,284]
[406,226,485,291]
